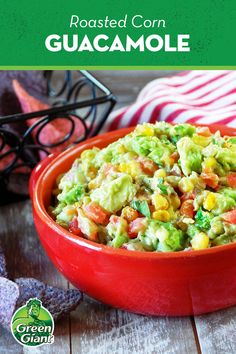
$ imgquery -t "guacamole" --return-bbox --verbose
[51,122,236,252]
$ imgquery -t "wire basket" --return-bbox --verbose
[0,70,116,203]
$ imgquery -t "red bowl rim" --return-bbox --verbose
[33,124,236,260]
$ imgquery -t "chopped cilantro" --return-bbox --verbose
[228,137,236,144]
[156,178,168,195]
[212,137,219,145]
[131,200,151,218]
[159,185,168,195]
[195,208,212,230]
[171,136,179,144]
[58,185,84,205]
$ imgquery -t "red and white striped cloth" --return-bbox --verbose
[106,70,236,131]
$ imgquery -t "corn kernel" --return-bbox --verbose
[154,169,166,178]
[80,150,87,159]
[88,180,98,190]
[74,201,82,208]
[203,157,217,171]
[191,232,209,250]
[206,157,217,168]
[169,195,181,210]
[167,206,175,219]
[88,166,98,179]
[178,177,194,193]
[152,193,169,210]
[82,197,91,206]
[203,192,216,211]
[192,134,211,147]
[152,210,170,222]
[135,124,155,136]
[80,149,96,159]
[121,206,139,222]
[117,144,126,154]
[67,207,77,216]
[119,163,126,172]
[119,161,140,178]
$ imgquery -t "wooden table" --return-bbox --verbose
[1,70,236,354]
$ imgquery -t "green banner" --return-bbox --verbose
[0,0,235,67]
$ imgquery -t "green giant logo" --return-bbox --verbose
[11,298,54,347]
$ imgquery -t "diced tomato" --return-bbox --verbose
[103,163,117,176]
[109,215,120,224]
[139,158,158,175]
[180,194,189,203]
[77,209,98,241]
[180,192,196,202]
[128,217,147,239]
[201,172,219,189]
[214,185,220,192]
[148,204,155,214]
[222,209,236,224]
[170,151,179,163]
[180,200,194,218]
[197,127,211,137]
[227,173,236,188]
[83,202,110,225]
[121,206,139,222]
[69,217,83,236]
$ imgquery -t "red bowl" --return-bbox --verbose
[30,125,236,316]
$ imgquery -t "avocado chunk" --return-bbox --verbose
[140,220,184,252]
[170,123,196,143]
[212,193,236,215]
[219,187,236,201]
[90,174,136,213]
[58,185,85,205]
[59,165,86,191]
[156,222,184,252]
[177,137,202,176]
[124,135,175,167]
[107,216,129,248]
[56,205,77,226]
[216,148,236,171]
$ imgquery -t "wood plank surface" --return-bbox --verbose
[70,296,198,354]
[195,307,236,354]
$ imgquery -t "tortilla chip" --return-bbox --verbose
[42,286,82,320]
[0,277,19,329]
[15,277,46,308]
[15,277,82,320]
[0,71,46,173]
[13,80,85,157]
[0,245,7,278]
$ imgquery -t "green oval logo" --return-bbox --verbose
[11,298,54,347]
